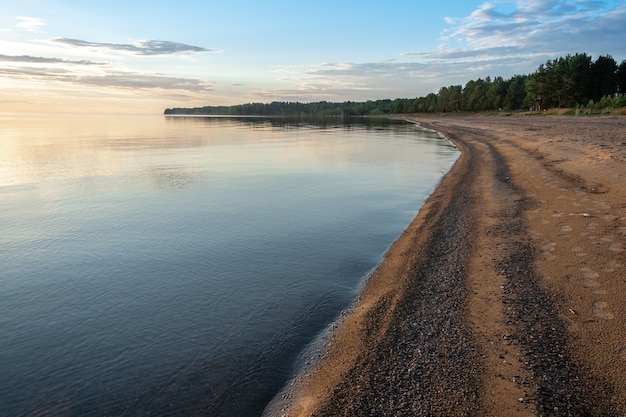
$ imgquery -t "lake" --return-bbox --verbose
[0,113,458,416]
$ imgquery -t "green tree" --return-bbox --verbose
[486,76,506,110]
[462,78,489,111]
[616,59,626,95]
[524,65,547,110]
[503,75,527,110]
[564,53,593,106]
[421,93,438,112]
[436,85,461,112]
[591,55,618,101]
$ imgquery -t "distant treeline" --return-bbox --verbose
[165,53,626,116]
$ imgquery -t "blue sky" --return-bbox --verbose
[1,0,625,113]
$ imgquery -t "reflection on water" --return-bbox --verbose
[0,113,458,416]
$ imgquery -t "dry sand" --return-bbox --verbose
[264,115,626,416]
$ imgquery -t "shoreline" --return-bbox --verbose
[265,115,626,416]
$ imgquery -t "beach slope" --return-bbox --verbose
[265,116,626,416]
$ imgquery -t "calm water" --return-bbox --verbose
[0,113,458,416]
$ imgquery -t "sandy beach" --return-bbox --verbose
[265,115,626,416]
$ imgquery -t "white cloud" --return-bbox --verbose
[0,54,105,66]
[52,38,216,56]
[15,16,46,32]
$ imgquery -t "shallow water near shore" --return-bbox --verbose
[0,113,458,416]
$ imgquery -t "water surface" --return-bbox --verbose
[0,114,458,416]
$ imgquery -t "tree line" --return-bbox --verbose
[165,53,626,116]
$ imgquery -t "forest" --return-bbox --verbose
[164,53,626,116]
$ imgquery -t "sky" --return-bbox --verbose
[1,0,625,114]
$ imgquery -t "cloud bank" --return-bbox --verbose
[52,38,215,55]
[0,53,213,94]
[0,54,105,66]
[1,36,216,101]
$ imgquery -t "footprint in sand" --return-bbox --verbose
[609,242,624,252]
[582,279,601,289]
[593,201,611,210]
[602,261,623,272]
[559,224,573,232]
[581,268,600,289]
[542,242,556,260]
[581,267,599,278]
[583,281,601,289]
[592,301,614,319]
[571,246,587,257]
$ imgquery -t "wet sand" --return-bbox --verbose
[265,115,626,416]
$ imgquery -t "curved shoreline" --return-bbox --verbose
[265,116,626,416]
